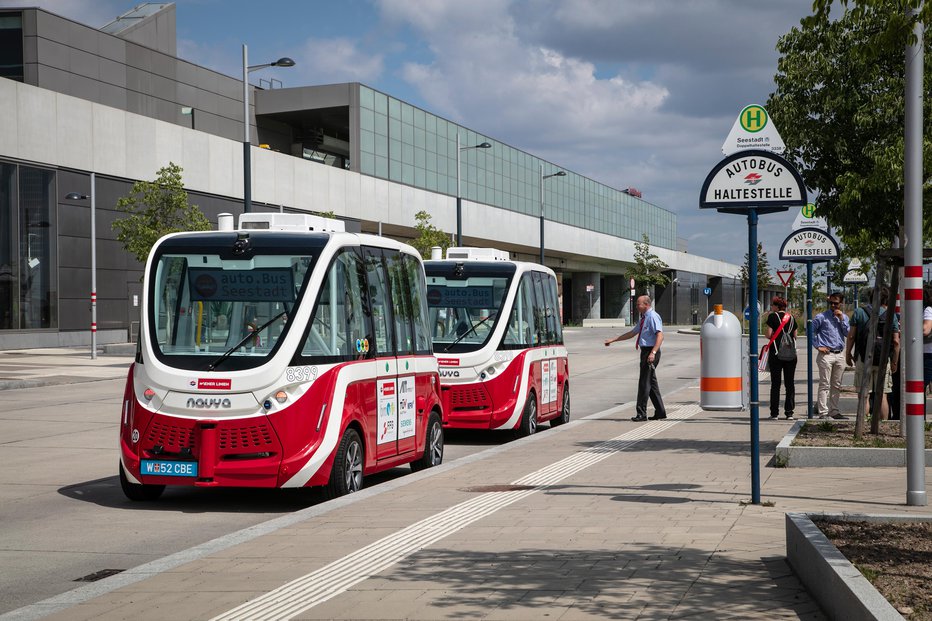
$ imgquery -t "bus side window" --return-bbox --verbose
[531,271,546,346]
[504,273,536,346]
[403,254,432,354]
[363,247,395,357]
[548,274,563,344]
[386,250,415,356]
[542,273,560,345]
[301,251,368,359]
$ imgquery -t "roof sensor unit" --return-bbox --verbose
[238,213,345,232]
[445,247,509,261]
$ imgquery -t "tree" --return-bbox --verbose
[766,1,932,255]
[409,210,451,259]
[739,243,774,295]
[629,234,671,295]
[112,163,209,264]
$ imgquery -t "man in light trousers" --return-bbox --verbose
[811,292,850,419]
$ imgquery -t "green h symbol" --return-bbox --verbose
[741,106,766,132]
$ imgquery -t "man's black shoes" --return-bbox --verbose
[648,414,667,420]
[631,415,647,422]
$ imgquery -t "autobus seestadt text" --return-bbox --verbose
[119,213,444,501]
[424,248,569,436]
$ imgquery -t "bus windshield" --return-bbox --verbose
[425,264,514,353]
[148,237,320,371]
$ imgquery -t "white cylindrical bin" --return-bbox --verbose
[700,304,744,411]
[217,213,234,231]
[430,246,443,260]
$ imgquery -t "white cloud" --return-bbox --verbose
[374,0,814,267]
[294,37,384,84]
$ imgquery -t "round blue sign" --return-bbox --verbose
[703,287,712,296]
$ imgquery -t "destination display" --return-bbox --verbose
[188,268,295,302]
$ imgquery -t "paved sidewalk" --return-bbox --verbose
[8,379,927,621]
[0,347,134,391]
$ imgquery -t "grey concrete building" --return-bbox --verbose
[0,3,744,350]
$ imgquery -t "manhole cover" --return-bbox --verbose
[74,569,125,582]
[459,484,537,493]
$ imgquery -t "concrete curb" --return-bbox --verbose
[785,512,919,621]
[775,420,932,467]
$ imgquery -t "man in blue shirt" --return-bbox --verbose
[605,295,667,422]
[812,292,850,419]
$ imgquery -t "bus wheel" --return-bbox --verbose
[517,393,538,437]
[411,412,444,472]
[552,384,570,427]
[119,462,165,501]
[328,428,364,498]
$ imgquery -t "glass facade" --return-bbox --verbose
[0,163,57,330]
[357,85,676,250]
[0,13,23,82]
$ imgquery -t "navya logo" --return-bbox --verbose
[186,397,232,409]
[440,369,461,378]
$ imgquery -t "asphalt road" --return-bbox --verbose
[0,328,702,615]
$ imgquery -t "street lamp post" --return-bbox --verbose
[242,44,295,213]
[65,173,96,359]
[539,165,566,265]
[455,135,491,246]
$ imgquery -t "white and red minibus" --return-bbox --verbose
[424,248,569,436]
[118,213,444,501]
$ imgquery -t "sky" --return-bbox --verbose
[3,0,820,270]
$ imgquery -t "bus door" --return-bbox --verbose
[363,247,400,460]
[531,271,557,417]
[387,251,423,455]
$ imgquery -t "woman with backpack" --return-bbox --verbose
[765,296,797,420]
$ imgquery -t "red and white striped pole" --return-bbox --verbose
[903,9,925,506]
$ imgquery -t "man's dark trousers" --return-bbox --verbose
[636,348,666,418]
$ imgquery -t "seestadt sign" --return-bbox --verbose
[700,149,807,213]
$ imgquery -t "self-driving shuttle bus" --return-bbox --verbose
[119,213,444,501]
[424,248,569,435]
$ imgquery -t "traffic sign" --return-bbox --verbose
[722,104,786,155]
[776,270,794,287]
[585,284,594,292]
[703,287,712,296]
[700,150,807,214]
[779,227,839,262]
[792,202,828,231]
[843,270,867,284]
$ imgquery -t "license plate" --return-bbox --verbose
[140,459,198,478]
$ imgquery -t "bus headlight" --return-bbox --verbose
[275,390,288,404]
[143,388,155,401]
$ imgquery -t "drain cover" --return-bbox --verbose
[459,484,536,493]
[74,569,125,582]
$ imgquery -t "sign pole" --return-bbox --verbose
[748,208,760,505]
[806,261,814,419]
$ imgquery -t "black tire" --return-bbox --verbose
[551,384,570,427]
[119,462,165,501]
[411,412,443,472]
[517,392,538,437]
[327,428,364,498]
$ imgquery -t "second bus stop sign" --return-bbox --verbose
[699,149,807,214]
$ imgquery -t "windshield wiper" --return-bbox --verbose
[444,313,496,352]
[207,310,288,371]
